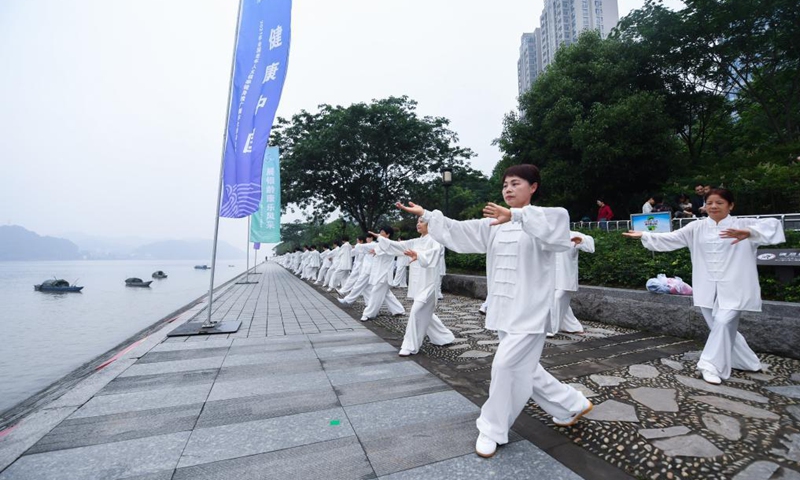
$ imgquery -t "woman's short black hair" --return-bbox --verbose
[705,188,734,204]
[341,235,350,242]
[502,164,541,199]
[380,225,394,238]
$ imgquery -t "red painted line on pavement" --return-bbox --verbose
[95,337,148,371]
[0,424,18,439]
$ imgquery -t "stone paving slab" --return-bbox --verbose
[380,439,582,480]
[0,432,191,480]
[172,436,374,480]
[178,407,354,468]
[27,403,202,454]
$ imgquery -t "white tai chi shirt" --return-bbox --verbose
[422,206,572,333]
[555,231,595,292]
[640,216,784,312]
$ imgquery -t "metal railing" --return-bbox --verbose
[571,213,800,232]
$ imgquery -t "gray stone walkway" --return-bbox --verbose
[0,263,582,480]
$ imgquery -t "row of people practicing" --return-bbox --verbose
[275,163,783,459]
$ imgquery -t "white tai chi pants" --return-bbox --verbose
[476,332,587,445]
[324,266,335,286]
[362,282,405,319]
[342,274,372,304]
[316,266,330,284]
[401,293,454,353]
[303,266,318,281]
[391,265,408,288]
[551,290,584,333]
[339,267,360,294]
[697,303,761,380]
[327,268,349,290]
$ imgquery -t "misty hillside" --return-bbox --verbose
[0,226,81,261]
[133,240,244,260]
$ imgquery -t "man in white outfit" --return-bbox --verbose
[339,236,364,295]
[327,237,353,292]
[390,236,409,288]
[550,232,595,335]
[315,245,332,284]
[339,236,376,305]
[360,226,405,322]
[374,218,455,356]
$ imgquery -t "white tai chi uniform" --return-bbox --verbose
[304,249,321,280]
[361,241,405,320]
[391,252,409,288]
[323,246,339,285]
[640,215,784,379]
[341,242,375,304]
[339,245,363,294]
[376,236,455,353]
[316,249,332,284]
[551,231,595,333]
[327,242,353,290]
[422,207,589,445]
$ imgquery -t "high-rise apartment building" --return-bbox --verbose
[518,0,619,95]
[517,29,543,97]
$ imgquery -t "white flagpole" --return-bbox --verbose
[203,0,244,329]
[245,216,251,281]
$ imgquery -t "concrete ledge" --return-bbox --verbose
[442,274,800,360]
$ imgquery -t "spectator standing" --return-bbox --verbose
[597,199,613,231]
[642,196,655,214]
[691,184,707,217]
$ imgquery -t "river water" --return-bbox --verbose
[0,260,248,414]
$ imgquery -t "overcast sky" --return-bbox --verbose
[0,0,683,252]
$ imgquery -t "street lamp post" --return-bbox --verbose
[441,167,453,216]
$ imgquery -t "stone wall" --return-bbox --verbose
[441,274,800,360]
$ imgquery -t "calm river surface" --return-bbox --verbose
[0,260,247,414]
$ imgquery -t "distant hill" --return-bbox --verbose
[133,240,244,260]
[0,226,81,261]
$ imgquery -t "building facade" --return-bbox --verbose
[518,0,619,95]
[517,29,543,97]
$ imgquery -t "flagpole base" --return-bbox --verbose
[167,320,242,337]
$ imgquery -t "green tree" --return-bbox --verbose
[496,31,679,218]
[271,96,473,233]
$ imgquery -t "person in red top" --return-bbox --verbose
[596,199,613,221]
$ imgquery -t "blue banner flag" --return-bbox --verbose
[250,146,281,243]
[219,0,292,218]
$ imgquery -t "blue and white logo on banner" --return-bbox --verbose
[250,146,281,243]
[220,0,292,218]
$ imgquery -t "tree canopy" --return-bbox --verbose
[270,96,473,233]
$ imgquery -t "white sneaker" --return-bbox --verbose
[475,433,497,458]
[552,398,593,427]
[546,332,556,338]
[398,349,413,357]
[338,298,351,306]
[360,316,369,322]
[700,369,722,385]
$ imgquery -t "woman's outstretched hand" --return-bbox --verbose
[395,202,424,217]
[483,202,511,226]
[403,249,418,263]
[720,228,751,244]
[622,231,643,239]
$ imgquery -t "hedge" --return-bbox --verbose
[445,230,800,303]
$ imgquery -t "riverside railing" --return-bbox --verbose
[571,213,800,232]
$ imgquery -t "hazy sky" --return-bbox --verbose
[0,0,683,252]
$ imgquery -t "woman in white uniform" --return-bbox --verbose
[551,232,595,334]
[397,164,592,458]
[623,188,784,384]
[373,218,455,356]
